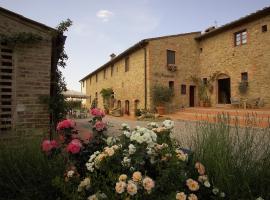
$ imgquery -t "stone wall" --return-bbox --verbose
[0,12,53,132]
[199,15,270,107]
[85,47,146,116]
[147,32,201,111]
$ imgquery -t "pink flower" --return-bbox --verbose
[94,121,106,131]
[42,139,58,152]
[66,139,82,154]
[57,119,75,131]
[90,108,105,117]
[50,140,58,148]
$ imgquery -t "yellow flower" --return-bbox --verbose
[115,181,126,194]
[188,193,198,200]
[119,174,128,182]
[132,171,142,182]
[186,178,200,191]
[176,192,187,200]
[127,181,137,196]
[195,162,205,175]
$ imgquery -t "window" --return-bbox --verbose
[167,50,175,65]
[169,81,174,91]
[104,69,106,79]
[181,84,186,95]
[241,72,248,81]
[234,30,247,46]
[262,25,268,32]
[111,65,114,76]
[96,74,98,82]
[203,78,207,85]
[125,57,129,72]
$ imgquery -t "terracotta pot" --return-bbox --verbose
[156,106,165,115]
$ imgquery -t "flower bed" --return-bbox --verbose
[42,109,226,200]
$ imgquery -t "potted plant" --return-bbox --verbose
[153,85,173,115]
[238,81,248,94]
[191,72,219,107]
[100,88,113,114]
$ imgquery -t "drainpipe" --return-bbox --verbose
[144,47,147,110]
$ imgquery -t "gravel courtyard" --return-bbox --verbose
[75,116,197,148]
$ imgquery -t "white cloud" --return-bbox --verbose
[96,10,114,22]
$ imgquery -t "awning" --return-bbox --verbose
[62,90,89,99]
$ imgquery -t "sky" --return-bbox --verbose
[0,0,269,91]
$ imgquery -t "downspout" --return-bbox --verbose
[144,47,147,110]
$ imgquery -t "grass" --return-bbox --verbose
[0,135,66,200]
[191,115,270,200]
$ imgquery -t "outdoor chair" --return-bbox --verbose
[246,98,260,109]
[230,97,240,108]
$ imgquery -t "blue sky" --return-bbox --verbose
[0,0,269,91]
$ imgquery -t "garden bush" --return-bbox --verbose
[192,115,270,200]
[0,136,65,200]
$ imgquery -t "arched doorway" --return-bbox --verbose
[134,99,140,116]
[217,74,231,104]
[125,100,130,115]
[117,100,121,109]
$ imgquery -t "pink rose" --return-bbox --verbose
[42,139,58,152]
[94,121,106,131]
[50,140,58,148]
[66,139,82,154]
[90,108,105,117]
[57,119,75,131]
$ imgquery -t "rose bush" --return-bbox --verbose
[73,120,226,200]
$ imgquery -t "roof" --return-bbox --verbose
[79,31,200,82]
[63,90,89,99]
[196,6,270,40]
[0,6,57,32]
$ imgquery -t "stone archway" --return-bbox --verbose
[217,73,231,104]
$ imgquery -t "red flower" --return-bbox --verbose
[94,120,106,131]
[57,119,75,131]
[90,108,105,117]
[66,139,82,154]
[42,139,58,152]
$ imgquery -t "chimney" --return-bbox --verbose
[110,53,116,60]
[204,26,216,33]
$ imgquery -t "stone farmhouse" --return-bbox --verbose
[81,6,270,116]
[0,7,64,132]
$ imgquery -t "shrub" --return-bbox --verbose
[192,115,270,200]
[153,85,173,106]
[71,120,224,200]
[0,136,65,200]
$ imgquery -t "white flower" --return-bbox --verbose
[67,170,74,178]
[88,194,98,200]
[106,136,118,146]
[122,123,130,130]
[256,197,264,200]
[220,192,226,198]
[121,156,131,167]
[78,177,91,192]
[128,144,136,155]
[204,180,211,188]
[123,130,131,138]
[162,120,174,129]
[147,122,158,128]
[212,188,219,195]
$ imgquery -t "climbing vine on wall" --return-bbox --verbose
[0,32,43,45]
